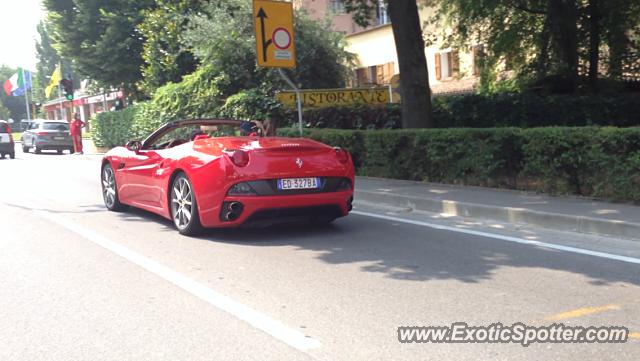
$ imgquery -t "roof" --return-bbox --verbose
[31,119,67,123]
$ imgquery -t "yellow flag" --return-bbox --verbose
[45,65,61,98]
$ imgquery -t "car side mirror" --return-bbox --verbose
[126,140,142,152]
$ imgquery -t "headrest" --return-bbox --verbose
[193,134,209,141]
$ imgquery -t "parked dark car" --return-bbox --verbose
[21,120,74,154]
[0,120,15,159]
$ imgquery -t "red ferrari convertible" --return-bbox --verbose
[101,119,354,235]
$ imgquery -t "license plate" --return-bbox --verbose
[277,177,320,190]
[54,136,66,140]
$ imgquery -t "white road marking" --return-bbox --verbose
[35,210,322,352]
[352,210,640,265]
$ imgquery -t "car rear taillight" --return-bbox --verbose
[36,132,47,136]
[225,149,249,167]
[334,147,349,164]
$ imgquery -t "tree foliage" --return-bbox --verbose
[43,0,156,96]
[41,0,355,102]
[137,0,202,95]
[183,0,354,98]
[35,21,59,104]
[34,20,78,106]
[0,103,10,120]
[433,0,640,92]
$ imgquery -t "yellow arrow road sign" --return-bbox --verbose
[253,0,296,68]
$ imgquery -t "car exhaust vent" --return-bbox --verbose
[220,201,244,222]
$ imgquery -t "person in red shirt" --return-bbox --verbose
[70,113,85,154]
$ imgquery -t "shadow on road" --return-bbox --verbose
[112,205,640,288]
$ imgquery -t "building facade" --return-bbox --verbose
[293,0,388,35]
[295,0,481,95]
[43,90,125,129]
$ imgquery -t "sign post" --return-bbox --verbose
[278,69,303,135]
[252,0,303,136]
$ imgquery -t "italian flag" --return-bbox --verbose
[3,68,31,97]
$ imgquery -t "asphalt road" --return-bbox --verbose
[1,146,639,361]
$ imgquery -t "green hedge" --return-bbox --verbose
[281,92,640,129]
[217,89,282,120]
[92,106,138,148]
[92,101,172,148]
[285,104,401,129]
[278,127,640,203]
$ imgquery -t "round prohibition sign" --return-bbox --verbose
[272,27,292,50]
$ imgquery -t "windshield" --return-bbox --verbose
[43,123,70,131]
[147,121,264,150]
[0,123,7,133]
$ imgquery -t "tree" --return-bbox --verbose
[35,20,62,103]
[342,0,432,128]
[34,19,80,119]
[434,0,640,92]
[0,103,10,120]
[599,0,640,80]
[182,0,354,98]
[43,0,156,98]
[137,0,203,95]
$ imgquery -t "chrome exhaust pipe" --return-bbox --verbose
[225,211,239,221]
[229,202,242,212]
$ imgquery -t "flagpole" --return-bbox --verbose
[21,68,31,122]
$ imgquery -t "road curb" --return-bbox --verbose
[355,189,640,241]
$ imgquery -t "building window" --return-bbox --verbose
[329,0,346,14]
[376,0,389,25]
[355,62,395,86]
[435,50,459,80]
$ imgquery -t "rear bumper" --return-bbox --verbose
[35,141,73,150]
[0,142,14,152]
[199,191,353,228]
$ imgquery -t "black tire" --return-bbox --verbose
[101,163,127,212]
[57,150,63,155]
[9,152,15,159]
[34,147,41,154]
[22,144,29,153]
[0,153,4,159]
[170,173,202,236]
[68,148,74,154]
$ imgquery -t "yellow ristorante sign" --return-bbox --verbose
[276,87,395,108]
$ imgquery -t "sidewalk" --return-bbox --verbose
[355,177,640,241]
[14,138,103,155]
[81,138,102,155]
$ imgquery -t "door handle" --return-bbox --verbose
[118,162,125,169]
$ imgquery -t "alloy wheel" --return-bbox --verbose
[102,166,116,208]
[171,177,194,230]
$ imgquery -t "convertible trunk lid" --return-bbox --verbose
[194,136,349,177]
[229,137,330,152]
